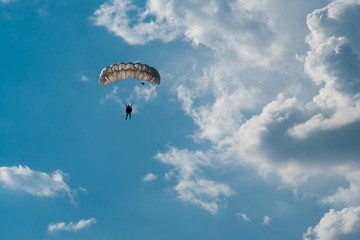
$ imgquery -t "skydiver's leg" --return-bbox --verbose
[129,113,131,120]
[126,113,128,120]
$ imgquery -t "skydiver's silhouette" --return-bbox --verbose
[125,105,132,120]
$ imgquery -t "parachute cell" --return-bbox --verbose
[99,62,160,85]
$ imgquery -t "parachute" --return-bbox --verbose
[99,62,160,85]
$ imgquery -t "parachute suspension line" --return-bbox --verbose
[123,99,135,107]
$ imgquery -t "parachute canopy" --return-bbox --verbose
[99,62,160,85]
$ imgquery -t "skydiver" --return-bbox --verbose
[125,104,132,120]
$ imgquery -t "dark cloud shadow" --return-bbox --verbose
[260,115,360,165]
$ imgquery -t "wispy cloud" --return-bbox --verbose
[235,212,250,222]
[48,218,96,233]
[133,85,157,101]
[101,85,152,106]
[1,0,15,4]
[100,86,122,105]
[92,0,282,67]
[174,178,235,214]
[91,0,181,45]
[156,148,235,214]
[143,173,157,182]
[80,74,89,82]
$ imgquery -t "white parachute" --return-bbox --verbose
[99,62,160,85]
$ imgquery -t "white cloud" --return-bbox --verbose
[100,86,123,105]
[92,0,285,68]
[143,173,157,182]
[176,63,262,144]
[288,0,360,139]
[0,165,72,198]
[48,218,96,233]
[133,85,157,101]
[236,212,250,222]
[174,178,235,214]
[156,148,234,214]
[319,168,360,208]
[93,0,360,216]
[92,0,181,45]
[263,215,270,225]
[304,207,360,240]
[101,84,156,107]
[80,74,89,81]
[158,0,360,209]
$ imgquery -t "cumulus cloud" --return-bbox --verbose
[288,0,360,139]
[162,0,360,209]
[143,173,157,182]
[303,207,360,240]
[92,0,285,67]
[48,218,96,233]
[93,0,360,215]
[0,165,72,198]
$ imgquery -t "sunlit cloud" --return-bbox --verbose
[92,0,181,45]
[303,207,360,240]
[0,165,72,198]
[93,0,360,218]
[288,0,360,139]
[48,218,96,233]
[91,0,284,68]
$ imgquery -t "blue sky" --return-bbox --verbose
[1,0,360,239]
